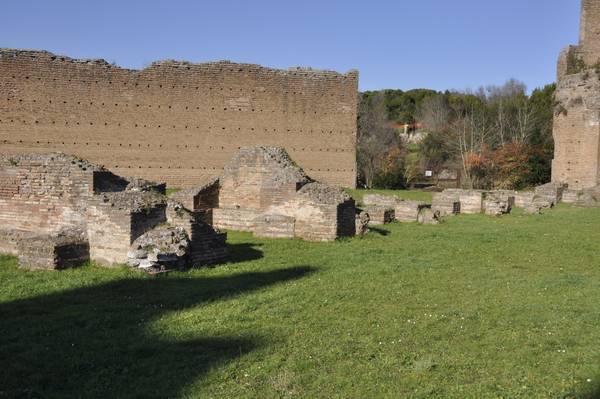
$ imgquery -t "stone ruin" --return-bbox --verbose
[553,0,600,190]
[435,189,517,216]
[172,146,358,242]
[561,185,600,207]
[360,184,580,224]
[363,194,430,223]
[0,153,228,272]
[363,194,434,224]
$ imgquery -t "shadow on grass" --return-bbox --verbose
[0,265,315,398]
[228,242,264,263]
[368,226,391,236]
[578,383,600,399]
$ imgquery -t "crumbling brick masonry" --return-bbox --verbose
[0,153,227,270]
[174,146,357,242]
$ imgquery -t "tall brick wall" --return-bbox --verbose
[0,49,358,188]
[580,0,600,65]
[552,0,600,190]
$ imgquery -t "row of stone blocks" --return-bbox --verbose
[430,182,596,217]
[360,184,572,226]
[362,195,436,225]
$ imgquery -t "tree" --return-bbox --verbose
[357,93,399,188]
[417,94,451,133]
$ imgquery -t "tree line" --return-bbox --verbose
[357,80,556,190]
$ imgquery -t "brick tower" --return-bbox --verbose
[552,0,600,189]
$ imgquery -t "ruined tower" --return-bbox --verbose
[552,0,600,189]
[579,0,600,64]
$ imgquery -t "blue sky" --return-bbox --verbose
[1,0,580,92]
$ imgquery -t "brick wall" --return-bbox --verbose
[552,73,600,189]
[580,0,600,65]
[0,49,358,188]
[552,0,600,189]
[0,154,94,233]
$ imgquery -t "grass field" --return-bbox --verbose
[2,195,600,398]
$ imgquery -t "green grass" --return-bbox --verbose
[347,188,433,204]
[166,187,182,197]
[2,197,600,398]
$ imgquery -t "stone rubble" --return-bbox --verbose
[127,227,190,273]
[355,211,370,237]
[417,208,442,225]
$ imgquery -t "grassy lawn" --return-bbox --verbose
[2,199,600,397]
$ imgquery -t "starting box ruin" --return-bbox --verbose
[172,146,358,242]
[0,153,228,271]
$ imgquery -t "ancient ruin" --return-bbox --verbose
[363,194,428,223]
[362,187,564,221]
[0,153,228,271]
[0,49,358,188]
[172,146,358,242]
[364,206,395,225]
[553,0,600,189]
[431,192,461,217]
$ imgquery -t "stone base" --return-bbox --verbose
[514,192,535,208]
[365,206,395,225]
[562,189,581,204]
[395,201,429,222]
[432,192,461,216]
[445,189,483,214]
[17,231,89,270]
[355,211,370,236]
[535,183,567,205]
[418,208,441,224]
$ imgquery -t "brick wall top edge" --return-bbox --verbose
[0,48,359,80]
[0,151,106,171]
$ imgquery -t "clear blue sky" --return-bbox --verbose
[1,0,580,92]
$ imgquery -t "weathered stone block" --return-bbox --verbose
[535,183,567,205]
[432,192,461,216]
[17,230,89,270]
[417,208,442,225]
[562,189,582,204]
[364,206,395,225]
[483,194,512,216]
[355,210,370,236]
[395,201,429,222]
[514,192,535,209]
